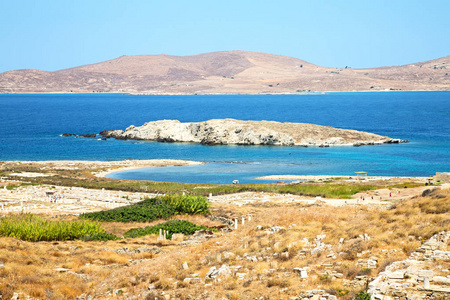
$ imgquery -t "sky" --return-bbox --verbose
[1,0,449,73]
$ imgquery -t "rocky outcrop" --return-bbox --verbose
[368,231,450,300]
[100,119,407,147]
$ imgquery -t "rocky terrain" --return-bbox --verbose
[0,51,448,93]
[99,119,407,147]
[1,160,449,299]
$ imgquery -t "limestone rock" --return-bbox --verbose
[100,119,407,147]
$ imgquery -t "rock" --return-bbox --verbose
[432,276,450,284]
[267,226,284,232]
[316,234,326,240]
[223,252,235,259]
[171,233,185,242]
[55,267,70,272]
[388,271,405,279]
[209,215,234,226]
[100,119,406,147]
[418,270,434,278]
[294,268,308,278]
[114,247,129,254]
[62,133,97,138]
[424,276,430,289]
[205,267,217,278]
[79,133,97,138]
[132,247,164,255]
[217,265,232,278]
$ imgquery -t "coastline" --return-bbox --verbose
[2,160,434,183]
[1,90,448,95]
[93,159,204,178]
[255,174,429,182]
[1,159,204,179]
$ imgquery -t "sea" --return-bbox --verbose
[0,92,449,184]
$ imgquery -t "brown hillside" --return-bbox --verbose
[0,51,448,93]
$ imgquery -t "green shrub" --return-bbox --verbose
[159,194,210,214]
[0,214,103,242]
[355,291,371,300]
[80,194,210,223]
[123,219,215,239]
[81,232,121,241]
[338,289,349,296]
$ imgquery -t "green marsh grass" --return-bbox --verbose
[80,194,210,223]
[9,172,376,199]
[0,214,104,242]
[123,219,216,239]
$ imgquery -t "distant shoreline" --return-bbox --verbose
[1,159,432,183]
[1,90,449,95]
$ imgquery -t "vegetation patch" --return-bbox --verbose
[80,232,121,241]
[123,219,215,239]
[80,194,210,223]
[2,163,377,199]
[0,214,104,242]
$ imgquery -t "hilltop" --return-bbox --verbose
[0,51,448,94]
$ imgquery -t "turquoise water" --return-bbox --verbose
[0,92,449,183]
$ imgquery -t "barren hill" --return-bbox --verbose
[0,51,448,93]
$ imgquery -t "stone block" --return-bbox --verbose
[418,270,434,278]
[388,271,404,280]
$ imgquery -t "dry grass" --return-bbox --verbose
[0,188,448,299]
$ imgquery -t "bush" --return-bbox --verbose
[0,214,103,242]
[124,219,215,239]
[159,194,210,215]
[80,194,210,223]
[355,291,371,300]
[81,232,121,241]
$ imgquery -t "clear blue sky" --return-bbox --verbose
[1,0,449,73]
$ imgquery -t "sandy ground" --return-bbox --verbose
[91,159,204,177]
[2,159,202,174]
[255,174,429,182]
[1,182,447,216]
[1,159,447,215]
[0,184,155,215]
[208,184,447,207]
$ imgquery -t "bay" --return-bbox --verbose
[0,92,449,183]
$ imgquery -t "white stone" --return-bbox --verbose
[388,271,405,280]
[424,276,430,289]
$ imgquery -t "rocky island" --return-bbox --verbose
[99,119,407,147]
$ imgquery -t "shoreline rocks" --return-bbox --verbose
[62,133,98,138]
[98,119,408,147]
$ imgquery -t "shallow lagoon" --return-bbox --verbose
[1,92,449,183]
